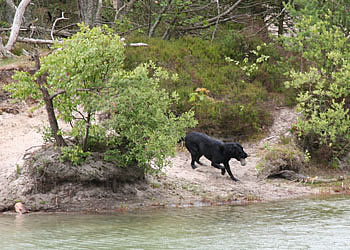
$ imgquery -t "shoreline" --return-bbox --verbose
[3,190,349,215]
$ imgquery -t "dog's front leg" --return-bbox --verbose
[224,162,239,181]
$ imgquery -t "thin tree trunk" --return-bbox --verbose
[148,0,172,37]
[5,0,32,51]
[114,0,137,21]
[82,112,91,152]
[42,88,67,147]
[34,51,67,147]
[211,0,220,42]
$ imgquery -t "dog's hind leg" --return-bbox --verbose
[190,156,198,169]
[195,156,204,166]
[211,162,226,173]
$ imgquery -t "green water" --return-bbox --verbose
[1,196,350,249]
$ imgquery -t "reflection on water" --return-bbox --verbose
[1,195,350,249]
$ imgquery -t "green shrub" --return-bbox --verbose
[283,17,350,163]
[60,145,91,166]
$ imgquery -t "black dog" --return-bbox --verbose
[184,132,248,181]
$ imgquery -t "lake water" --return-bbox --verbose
[1,195,350,249]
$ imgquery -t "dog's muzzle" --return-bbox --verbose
[240,158,247,166]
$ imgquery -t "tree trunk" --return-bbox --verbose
[42,88,67,147]
[4,0,17,24]
[95,0,103,25]
[34,51,67,147]
[77,0,99,27]
[5,0,32,51]
[0,37,15,58]
[277,0,286,37]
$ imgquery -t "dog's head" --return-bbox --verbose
[227,143,248,166]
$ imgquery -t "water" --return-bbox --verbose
[1,196,350,249]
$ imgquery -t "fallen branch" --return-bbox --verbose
[267,170,345,184]
[16,36,55,44]
[128,42,148,47]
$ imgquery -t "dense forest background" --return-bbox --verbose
[1,0,350,167]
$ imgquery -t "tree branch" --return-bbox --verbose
[206,0,243,24]
[49,88,105,100]
[51,12,69,41]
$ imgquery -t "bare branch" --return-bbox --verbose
[50,88,104,100]
[176,0,244,32]
[50,89,67,100]
[51,12,69,41]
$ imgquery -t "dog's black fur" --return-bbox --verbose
[184,132,248,181]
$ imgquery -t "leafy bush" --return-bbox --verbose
[101,62,197,172]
